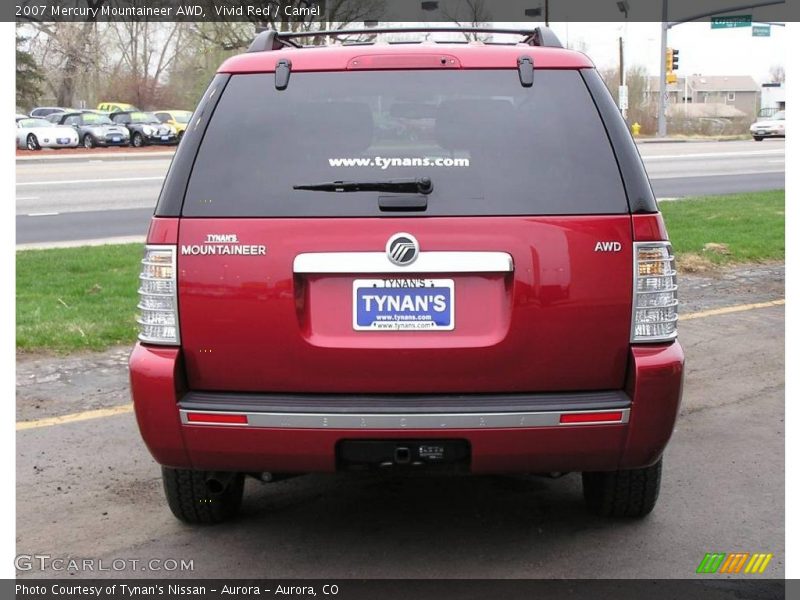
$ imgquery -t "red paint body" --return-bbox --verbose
[131,42,684,476]
[218,45,594,74]
[130,341,683,473]
[177,216,633,393]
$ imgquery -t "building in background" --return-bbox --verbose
[646,75,760,120]
[759,82,785,118]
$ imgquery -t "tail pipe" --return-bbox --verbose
[204,471,237,495]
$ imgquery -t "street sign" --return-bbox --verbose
[752,24,771,37]
[711,15,752,28]
[618,85,628,111]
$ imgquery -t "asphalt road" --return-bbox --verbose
[15,265,785,579]
[16,139,785,246]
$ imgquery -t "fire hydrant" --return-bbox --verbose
[631,122,641,136]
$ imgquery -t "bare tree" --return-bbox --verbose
[769,65,785,84]
[19,0,106,106]
[191,0,386,51]
[106,21,187,108]
[440,0,492,41]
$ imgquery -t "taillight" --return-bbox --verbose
[137,245,179,345]
[632,242,678,343]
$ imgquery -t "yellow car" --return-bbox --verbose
[154,110,192,141]
[97,101,138,113]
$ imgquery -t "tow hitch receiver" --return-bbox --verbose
[337,440,470,470]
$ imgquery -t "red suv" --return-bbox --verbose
[130,27,684,524]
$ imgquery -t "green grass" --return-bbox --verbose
[17,244,142,353]
[15,190,785,353]
[660,190,785,267]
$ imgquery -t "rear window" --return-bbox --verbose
[184,69,626,217]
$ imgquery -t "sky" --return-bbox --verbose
[500,21,786,83]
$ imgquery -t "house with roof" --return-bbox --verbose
[646,75,760,119]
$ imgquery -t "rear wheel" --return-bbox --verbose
[582,458,662,518]
[26,134,40,151]
[161,467,244,524]
[83,134,96,149]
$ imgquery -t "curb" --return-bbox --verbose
[16,235,146,251]
[635,137,751,144]
[16,151,175,163]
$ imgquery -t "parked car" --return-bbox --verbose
[16,117,79,150]
[130,26,684,524]
[97,101,138,113]
[50,111,131,148]
[109,111,178,146]
[154,110,192,141]
[750,110,785,141]
[29,106,69,118]
[15,113,28,122]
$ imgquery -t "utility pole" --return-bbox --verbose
[619,36,627,119]
[656,0,785,137]
[658,0,668,137]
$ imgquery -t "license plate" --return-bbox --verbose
[353,278,454,331]
[112,136,121,142]
[57,138,69,144]
[161,135,169,141]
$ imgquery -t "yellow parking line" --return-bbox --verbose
[15,298,786,432]
[681,298,785,321]
[16,404,133,431]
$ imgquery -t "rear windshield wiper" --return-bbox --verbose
[293,177,433,195]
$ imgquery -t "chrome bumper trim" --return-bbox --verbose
[293,251,514,274]
[180,408,630,429]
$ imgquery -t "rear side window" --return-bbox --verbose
[184,69,626,217]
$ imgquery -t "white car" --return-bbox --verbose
[750,110,785,141]
[16,118,80,150]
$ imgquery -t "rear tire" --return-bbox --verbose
[26,134,40,151]
[83,134,96,149]
[582,458,662,518]
[162,467,244,524]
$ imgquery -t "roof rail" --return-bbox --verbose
[247,26,563,52]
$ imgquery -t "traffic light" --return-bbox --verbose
[665,47,680,84]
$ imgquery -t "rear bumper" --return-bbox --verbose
[750,129,784,137]
[130,342,683,473]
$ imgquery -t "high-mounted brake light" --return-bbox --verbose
[632,242,678,343]
[137,245,179,345]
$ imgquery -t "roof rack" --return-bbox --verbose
[247,26,563,53]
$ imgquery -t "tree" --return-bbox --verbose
[21,1,106,107]
[16,32,43,110]
[441,0,492,41]
[190,0,386,51]
[106,21,187,108]
[769,65,785,84]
